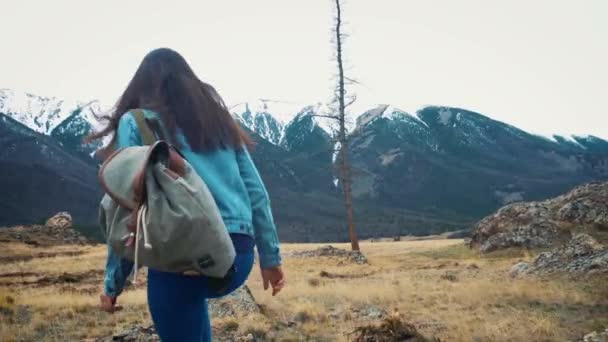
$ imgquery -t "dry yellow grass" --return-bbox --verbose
[1,239,607,341]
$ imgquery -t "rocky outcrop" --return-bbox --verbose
[510,234,608,277]
[471,182,608,253]
[0,212,89,246]
[288,245,369,265]
[208,285,262,318]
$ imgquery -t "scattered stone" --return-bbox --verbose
[467,263,480,270]
[440,271,458,282]
[412,319,448,333]
[287,321,297,328]
[509,262,530,278]
[319,270,374,279]
[294,311,313,323]
[235,334,255,342]
[349,312,439,342]
[351,251,369,265]
[308,278,320,287]
[470,181,608,253]
[575,328,608,342]
[362,305,387,319]
[289,245,369,264]
[329,308,344,320]
[110,325,159,342]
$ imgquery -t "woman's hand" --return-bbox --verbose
[261,266,285,296]
[99,294,122,313]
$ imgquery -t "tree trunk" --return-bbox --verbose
[335,0,360,251]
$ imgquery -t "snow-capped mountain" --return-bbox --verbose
[348,105,608,218]
[230,100,339,147]
[0,88,105,135]
[0,89,109,159]
[279,103,337,153]
[2,88,607,157]
[3,87,608,243]
[356,104,428,130]
[231,101,287,145]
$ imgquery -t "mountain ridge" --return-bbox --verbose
[2,89,607,150]
[2,88,608,242]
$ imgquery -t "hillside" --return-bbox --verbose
[0,113,102,226]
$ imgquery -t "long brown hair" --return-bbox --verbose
[87,48,252,157]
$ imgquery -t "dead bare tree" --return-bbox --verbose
[326,0,360,251]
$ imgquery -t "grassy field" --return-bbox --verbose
[1,239,607,341]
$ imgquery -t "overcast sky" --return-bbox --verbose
[1,0,606,137]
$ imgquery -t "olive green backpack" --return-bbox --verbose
[98,109,236,280]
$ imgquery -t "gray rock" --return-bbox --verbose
[440,271,459,282]
[509,262,529,278]
[576,328,608,342]
[362,305,387,319]
[208,286,261,318]
[294,311,312,323]
[516,234,608,276]
[110,325,159,342]
[45,212,73,230]
[289,245,369,265]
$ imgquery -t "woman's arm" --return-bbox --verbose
[235,147,282,269]
[102,113,141,300]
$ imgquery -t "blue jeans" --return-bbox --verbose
[147,234,255,342]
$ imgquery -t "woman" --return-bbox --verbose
[87,48,285,341]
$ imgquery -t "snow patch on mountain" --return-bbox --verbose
[287,103,336,134]
[0,88,71,134]
[230,99,301,125]
[332,141,341,163]
[438,107,453,125]
[357,105,388,128]
[309,102,337,134]
[356,104,429,130]
[232,102,285,145]
[384,106,429,128]
[539,134,589,150]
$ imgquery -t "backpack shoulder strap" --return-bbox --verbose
[131,109,157,146]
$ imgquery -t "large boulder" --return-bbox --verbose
[510,233,608,277]
[45,212,73,230]
[470,182,608,253]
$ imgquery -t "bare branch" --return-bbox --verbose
[344,77,360,85]
[345,94,357,108]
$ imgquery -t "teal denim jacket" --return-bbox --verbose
[103,110,282,297]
